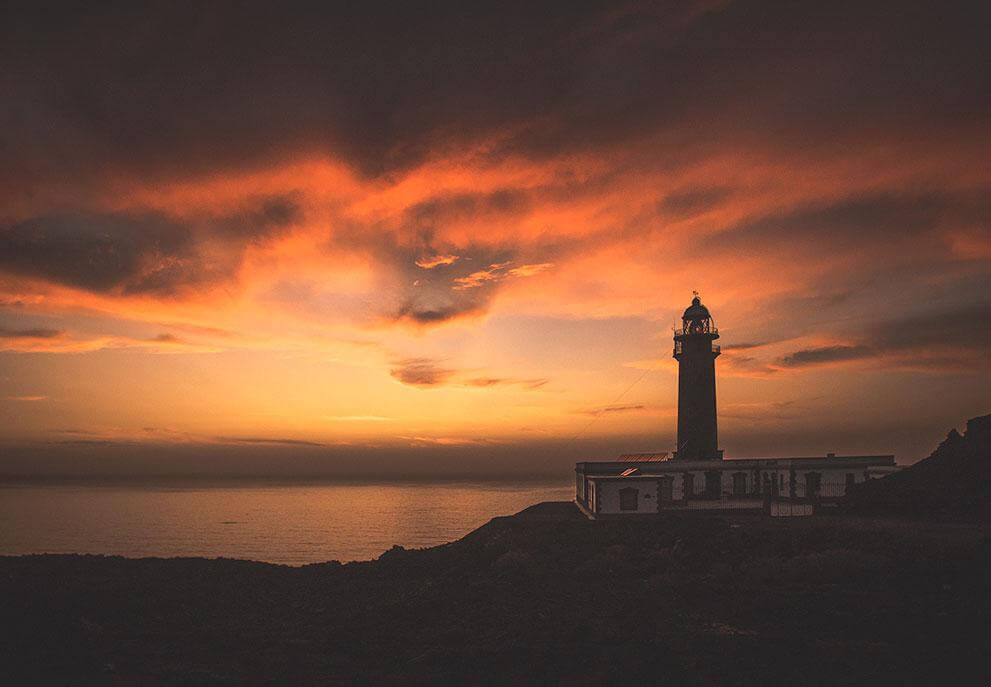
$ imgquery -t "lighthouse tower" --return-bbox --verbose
[673,293,722,460]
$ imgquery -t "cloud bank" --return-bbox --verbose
[0,1,988,465]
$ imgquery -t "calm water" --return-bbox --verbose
[0,480,572,565]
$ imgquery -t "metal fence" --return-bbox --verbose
[673,478,852,507]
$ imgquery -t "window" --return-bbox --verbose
[845,473,856,493]
[732,472,747,497]
[619,487,639,511]
[806,472,821,498]
[767,473,780,497]
[682,473,695,499]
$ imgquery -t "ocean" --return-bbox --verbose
[0,479,573,565]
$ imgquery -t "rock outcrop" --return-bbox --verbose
[843,414,991,519]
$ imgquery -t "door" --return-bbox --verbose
[659,477,674,503]
[619,487,639,511]
[705,470,721,499]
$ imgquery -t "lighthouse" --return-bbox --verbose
[672,293,723,460]
[574,293,897,518]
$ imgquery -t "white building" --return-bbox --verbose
[575,453,898,518]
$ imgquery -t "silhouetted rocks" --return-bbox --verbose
[843,414,991,519]
[3,501,989,685]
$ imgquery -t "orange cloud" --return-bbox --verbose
[0,331,225,354]
[1,53,989,463]
[415,254,460,269]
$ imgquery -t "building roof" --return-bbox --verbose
[682,295,711,321]
[615,452,671,462]
[577,454,897,476]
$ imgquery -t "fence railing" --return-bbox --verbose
[673,326,719,337]
[672,342,720,356]
[676,481,850,502]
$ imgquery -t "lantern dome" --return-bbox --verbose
[682,295,710,322]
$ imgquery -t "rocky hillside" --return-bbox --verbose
[844,414,991,519]
[3,504,989,685]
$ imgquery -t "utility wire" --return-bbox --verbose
[558,365,653,458]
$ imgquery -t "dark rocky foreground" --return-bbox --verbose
[3,504,989,686]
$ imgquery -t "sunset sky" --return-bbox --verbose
[1,1,988,477]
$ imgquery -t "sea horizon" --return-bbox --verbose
[0,472,571,487]
[0,477,573,566]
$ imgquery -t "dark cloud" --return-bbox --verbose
[721,341,770,351]
[706,193,952,257]
[464,377,549,389]
[328,222,559,326]
[0,213,194,294]
[2,0,986,192]
[778,345,873,368]
[213,436,326,447]
[406,189,530,228]
[392,248,552,324]
[721,353,778,377]
[874,301,991,353]
[581,404,647,416]
[464,378,505,387]
[214,194,302,240]
[157,322,238,339]
[0,195,299,295]
[394,301,486,326]
[390,361,549,389]
[0,327,63,339]
[776,301,991,370]
[389,358,457,387]
[692,192,991,309]
[659,187,732,217]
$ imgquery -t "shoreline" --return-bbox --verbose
[4,503,989,566]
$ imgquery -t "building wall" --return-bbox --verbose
[594,479,659,514]
[673,467,871,500]
[792,468,868,498]
[582,465,877,515]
